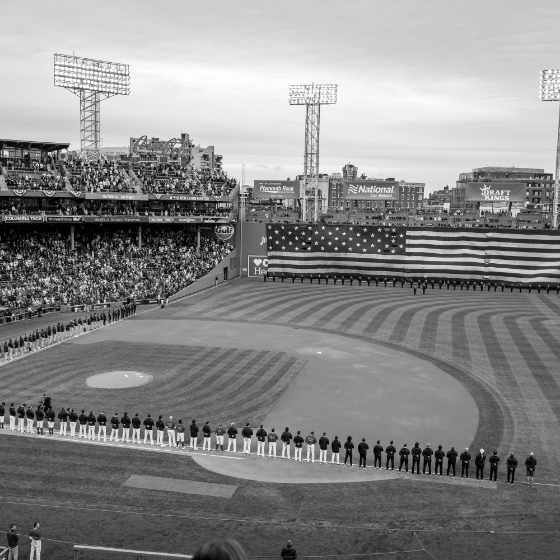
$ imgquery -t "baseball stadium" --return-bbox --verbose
[2,5,560,560]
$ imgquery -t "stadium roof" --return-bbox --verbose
[0,139,70,152]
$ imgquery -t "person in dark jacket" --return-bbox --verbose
[331,436,342,464]
[318,432,330,464]
[422,444,434,475]
[525,452,537,487]
[156,415,165,446]
[434,445,445,476]
[281,427,293,460]
[489,451,500,482]
[446,446,458,477]
[202,421,212,451]
[121,412,131,443]
[45,407,55,435]
[109,413,120,442]
[281,540,297,560]
[344,436,354,467]
[16,403,26,432]
[373,440,383,468]
[58,407,69,436]
[506,453,518,484]
[190,420,200,450]
[68,409,78,437]
[385,440,396,470]
[358,438,369,469]
[143,414,154,445]
[87,411,97,440]
[411,443,422,474]
[97,411,107,442]
[9,403,16,431]
[242,423,253,455]
[475,449,486,480]
[293,431,304,461]
[256,425,268,457]
[25,405,35,434]
[227,422,238,453]
[460,448,471,478]
[131,413,142,443]
[398,444,410,472]
[35,405,45,435]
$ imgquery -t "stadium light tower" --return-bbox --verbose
[54,53,131,161]
[539,69,560,228]
[289,83,337,222]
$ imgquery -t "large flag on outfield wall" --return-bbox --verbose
[266,224,560,284]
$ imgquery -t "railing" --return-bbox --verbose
[73,545,192,560]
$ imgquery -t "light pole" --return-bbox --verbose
[289,84,337,222]
[539,69,560,228]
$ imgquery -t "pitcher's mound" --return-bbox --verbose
[86,371,153,389]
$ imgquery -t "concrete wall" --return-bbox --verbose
[168,248,238,302]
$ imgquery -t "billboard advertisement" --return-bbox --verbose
[343,181,398,200]
[253,180,300,199]
[248,255,269,277]
[464,183,526,202]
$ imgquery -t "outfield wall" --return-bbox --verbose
[267,225,560,284]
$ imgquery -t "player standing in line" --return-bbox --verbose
[386,440,396,471]
[46,407,55,435]
[166,416,176,448]
[434,445,445,476]
[58,408,68,436]
[422,444,433,475]
[331,436,341,464]
[460,448,471,478]
[489,451,500,482]
[0,402,5,429]
[373,440,383,469]
[215,422,226,451]
[109,413,120,442]
[344,436,354,467]
[293,431,304,461]
[25,405,35,433]
[507,453,518,484]
[87,411,96,439]
[475,449,486,480]
[398,444,410,472]
[358,438,369,469]
[242,423,253,455]
[156,415,165,446]
[131,413,142,443]
[35,405,44,435]
[202,421,212,450]
[256,425,267,457]
[190,419,200,450]
[410,442,422,474]
[176,419,186,448]
[143,414,154,445]
[17,403,25,432]
[446,446,458,477]
[319,432,330,464]
[281,427,292,459]
[121,412,132,443]
[97,411,107,442]
[68,409,78,437]
[305,431,317,462]
[9,403,16,430]
[267,427,278,458]
[78,410,88,438]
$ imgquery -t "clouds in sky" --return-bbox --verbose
[1,0,559,192]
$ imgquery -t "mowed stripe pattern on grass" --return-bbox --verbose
[152,280,560,483]
[0,341,306,426]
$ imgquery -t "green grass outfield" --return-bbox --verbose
[1,279,560,560]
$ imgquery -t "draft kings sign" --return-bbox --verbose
[343,180,398,200]
[464,183,526,202]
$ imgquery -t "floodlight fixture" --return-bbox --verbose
[54,53,131,159]
[539,70,560,228]
[289,83,338,222]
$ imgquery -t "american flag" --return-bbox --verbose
[267,225,560,284]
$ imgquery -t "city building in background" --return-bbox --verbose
[424,185,452,209]
[453,166,554,211]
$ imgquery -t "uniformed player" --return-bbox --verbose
[131,413,142,443]
[87,411,96,439]
[0,402,6,429]
[227,422,237,452]
[294,431,304,461]
[331,436,341,464]
[46,407,56,435]
[398,444,410,472]
[156,415,165,446]
[434,445,445,476]
[281,427,293,459]
[97,411,107,441]
[17,403,25,432]
[25,405,35,433]
[256,425,267,457]
[385,440,396,470]
[68,409,78,437]
[460,448,471,478]
[78,410,88,438]
[475,449,486,480]
[202,421,212,450]
[422,444,433,475]
[166,416,176,447]
[489,450,500,482]
[9,403,16,430]
[446,446,458,477]
[215,422,226,451]
[58,407,69,436]
[189,419,200,450]
[506,453,518,484]
[120,412,131,443]
[109,413,120,442]
[373,440,383,468]
[305,431,317,462]
[35,405,45,435]
[267,427,278,458]
[411,442,422,474]
[358,438,369,468]
[176,419,186,448]
[143,414,154,445]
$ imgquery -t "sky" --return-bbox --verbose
[1,0,560,193]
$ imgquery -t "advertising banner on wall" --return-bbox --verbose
[343,181,398,200]
[253,180,300,199]
[464,183,526,202]
[248,255,269,277]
